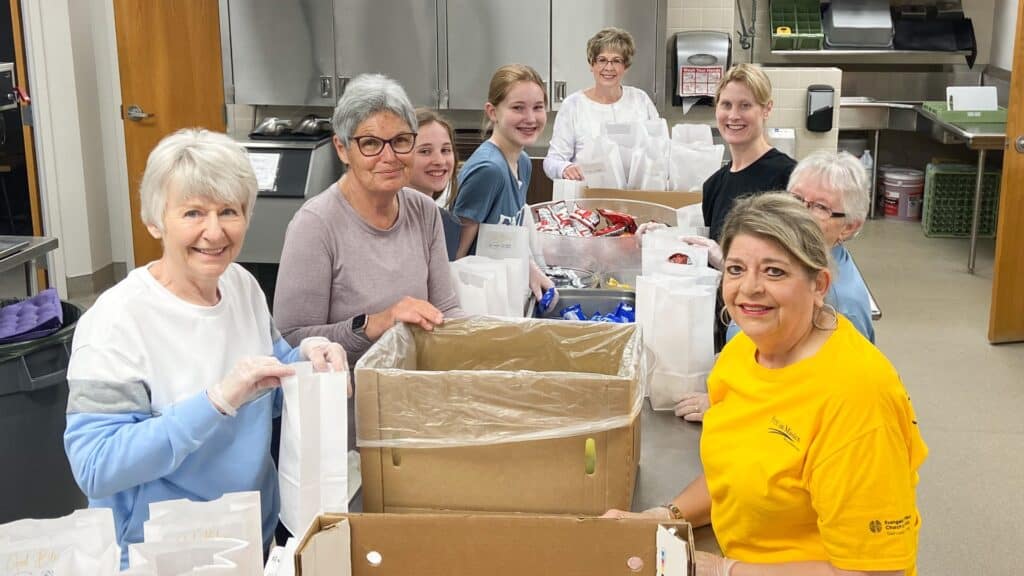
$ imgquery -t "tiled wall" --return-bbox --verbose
[664,67,842,160]
[666,0,735,35]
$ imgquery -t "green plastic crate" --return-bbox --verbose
[922,101,1007,125]
[921,163,1001,238]
[771,0,823,50]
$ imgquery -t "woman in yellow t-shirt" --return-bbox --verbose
[606,193,927,576]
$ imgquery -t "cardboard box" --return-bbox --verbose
[294,513,694,576]
[355,317,643,515]
[582,187,702,209]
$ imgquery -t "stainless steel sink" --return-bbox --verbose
[839,97,919,131]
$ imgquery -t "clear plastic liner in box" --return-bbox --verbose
[354,317,645,448]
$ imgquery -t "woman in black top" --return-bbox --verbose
[703,64,796,241]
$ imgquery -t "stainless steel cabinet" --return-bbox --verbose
[445,0,551,109]
[334,0,440,107]
[551,0,662,108]
[225,0,336,106]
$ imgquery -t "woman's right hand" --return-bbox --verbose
[601,506,672,520]
[562,164,584,181]
[681,235,723,269]
[366,296,443,340]
[208,357,295,415]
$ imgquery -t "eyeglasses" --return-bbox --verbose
[791,193,846,219]
[594,56,625,68]
[350,132,417,156]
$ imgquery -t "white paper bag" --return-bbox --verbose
[579,135,626,189]
[127,538,251,575]
[145,492,263,576]
[601,121,648,180]
[627,138,670,191]
[450,255,529,317]
[671,123,713,146]
[642,228,710,275]
[0,508,120,576]
[278,363,349,536]
[476,224,532,313]
[669,142,725,192]
[552,178,586,202]
[636,275,717,410]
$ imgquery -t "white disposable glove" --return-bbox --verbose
[681,235,723,269]
[299,337,348,372]
[207,356,294,416]
[600,506,672,520]
[634,221,668,247]
[694,551,738,576]
[674,392,710,422]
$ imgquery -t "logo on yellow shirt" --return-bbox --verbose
[768,416,801,450]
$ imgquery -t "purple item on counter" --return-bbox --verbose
[561,304,586,321]
[0,288,64,344]
[615,302,636,323]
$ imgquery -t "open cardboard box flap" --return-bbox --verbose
[294,513,694,576]
[582,187,702,209]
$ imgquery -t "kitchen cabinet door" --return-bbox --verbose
[225,0,336,106]
[446,0,551,110]
[551,0,661,109]
[334,0,440,108]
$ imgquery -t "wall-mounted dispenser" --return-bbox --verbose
[672,31,731,111]
[806,84,835,132]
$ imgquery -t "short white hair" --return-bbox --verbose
[139,128,257,232]
[788,150,870,223]
[331,74,417,146]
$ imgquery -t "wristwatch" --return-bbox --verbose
[664,503,685,520]
[352,313,367,336]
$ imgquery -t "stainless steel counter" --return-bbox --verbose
[0,235,58,296]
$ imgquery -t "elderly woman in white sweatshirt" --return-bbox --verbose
[543,26,659,181]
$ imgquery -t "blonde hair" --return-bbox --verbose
[139,128,256,232]
[714,63,773,108]
[586,27,636,68]
[720,192,830,278]
[482,64,548,135]
[415,107,460,211]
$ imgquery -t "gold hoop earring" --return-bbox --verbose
[812,303,839,331]
[719,306,732,327]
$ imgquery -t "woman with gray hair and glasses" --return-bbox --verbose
[63,129,347,566]
[671,150,876,422]
[274,73,461,367]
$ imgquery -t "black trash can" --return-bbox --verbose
[0,299,88,524]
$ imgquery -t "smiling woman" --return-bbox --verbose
[63,128,347,566]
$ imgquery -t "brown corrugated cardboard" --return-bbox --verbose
[294,513,694,576]
[582,187,702,209]
[355,318,643,515]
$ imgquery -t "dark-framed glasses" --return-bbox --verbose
[351,132,417,156]
[791,193,846,219]
[594,56,625,68]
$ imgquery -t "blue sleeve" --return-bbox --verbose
[841,303,876,344]
[454,159,505,223]
[64,391,227,499]
[273,337,302,364]
[725,321,740,343]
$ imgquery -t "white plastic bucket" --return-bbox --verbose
[883,168,924,221]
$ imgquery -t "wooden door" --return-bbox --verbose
[113,0,226,266]
[989,1,1024,343]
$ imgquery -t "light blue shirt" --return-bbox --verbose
[454,140,531,254]
[726,244,875,344]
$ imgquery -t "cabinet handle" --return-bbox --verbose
[337,76,351,97]
[554,81,567,102]
[319,76,332,98]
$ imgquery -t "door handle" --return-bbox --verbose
[125,104,155,121]
[337,76,351,97]
[319,76,332,98]
[553,81,567,102]
[1015,136,1024,154]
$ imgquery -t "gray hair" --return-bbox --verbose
[331,74,418,146]
[788,150,870,224]
[139,128,257,232]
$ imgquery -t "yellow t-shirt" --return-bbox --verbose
[702,317,927,574]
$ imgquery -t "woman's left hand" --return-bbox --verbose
[529,260,558,304]
[694,552,737,576]
[300,337,351,396]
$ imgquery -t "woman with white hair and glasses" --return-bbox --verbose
[63,129,347,565]
[274,73,461,367]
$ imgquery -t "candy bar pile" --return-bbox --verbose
[559,301,635,323]
[536,201,639,238]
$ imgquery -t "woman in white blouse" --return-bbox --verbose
[543,27,659,181]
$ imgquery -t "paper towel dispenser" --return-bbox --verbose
[672,31,731,108]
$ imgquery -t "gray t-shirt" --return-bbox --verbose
[273,184,461,365]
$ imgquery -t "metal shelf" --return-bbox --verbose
[770,49,971,56]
